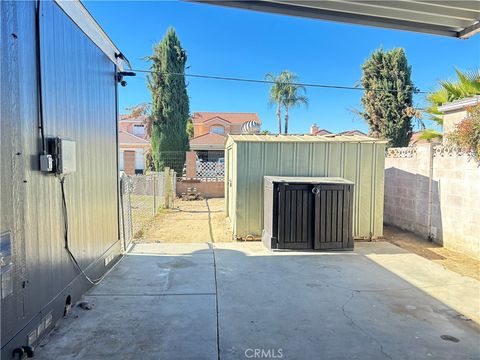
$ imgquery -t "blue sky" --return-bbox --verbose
[85,1,480,134]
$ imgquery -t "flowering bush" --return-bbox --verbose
[448,105,480,162]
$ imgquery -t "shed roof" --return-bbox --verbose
[226,134,387,144]
[201,1,480,39]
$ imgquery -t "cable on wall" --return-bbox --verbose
[35,0,47,155]
[59,176,124,285]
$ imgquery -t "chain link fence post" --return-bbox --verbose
[152,172,156,215]
[119,173,126,251]
[119,173,134,249]
[164,167,171,209]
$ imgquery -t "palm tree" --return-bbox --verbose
[421,68,480,141]
[266,70,308,134]
[281,72,308,134]
[440,68,480,101]
[265,72,285,134]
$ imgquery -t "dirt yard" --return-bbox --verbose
[137,198,233,243]
[133,197,479,280]
[383,224,480,281]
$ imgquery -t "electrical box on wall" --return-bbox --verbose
[40,137,76,175]
[56,138,76,174]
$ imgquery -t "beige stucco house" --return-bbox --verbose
[189,112,261,161]
[438,96,480,137]
[119,114,150,175]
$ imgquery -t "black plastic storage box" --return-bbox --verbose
[262,176,354,251]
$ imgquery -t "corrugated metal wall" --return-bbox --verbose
[225,138,385,239]
[1,1,120,355]
[1,0,30,347]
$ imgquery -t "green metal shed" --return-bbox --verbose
[225,134,387,240]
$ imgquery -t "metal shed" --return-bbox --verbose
[225,134,387,240]
[1,1,125,357]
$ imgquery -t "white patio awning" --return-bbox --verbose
[198,1,480,38]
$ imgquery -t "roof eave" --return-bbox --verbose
[196,1,479,39]
[438,96,480,112]
[54,0,128,69]
[459,21,480,39]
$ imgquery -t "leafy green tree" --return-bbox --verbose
[360,48,415,147]
[266,70,308,134]
[420,68,480,141]
[147,27,190,172]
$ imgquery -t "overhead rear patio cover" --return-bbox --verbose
[199,1,480,38]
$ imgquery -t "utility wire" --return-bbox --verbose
[60,176,124,285]
[36,0,47,154]
[130,68,430,94]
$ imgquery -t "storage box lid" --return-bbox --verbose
[264,176,354,185]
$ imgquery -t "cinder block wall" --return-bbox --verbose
[176,181,224,198]
[385,144,480,259]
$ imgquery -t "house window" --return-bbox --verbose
[210,125,224,135]
[133,124,145,136]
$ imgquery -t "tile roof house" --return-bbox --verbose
[310,123,367,137]
[409,131,442,146]
[119,115,150,175]
[310,124,333,136]
[190,112,261,161]
[338,129,368,136]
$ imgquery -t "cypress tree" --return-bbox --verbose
[147,27,189,172]
[360,48,415,147]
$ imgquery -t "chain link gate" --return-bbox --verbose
[120,170,176,248]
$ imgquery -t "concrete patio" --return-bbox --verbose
[36,242,480,360]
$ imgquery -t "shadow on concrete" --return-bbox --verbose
[384,167,443,245]
[34,242,479,360]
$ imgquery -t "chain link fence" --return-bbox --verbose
[153,150,225,180]
[119,151,226,247]
[153,151,186,178]
[120,170,176,248]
